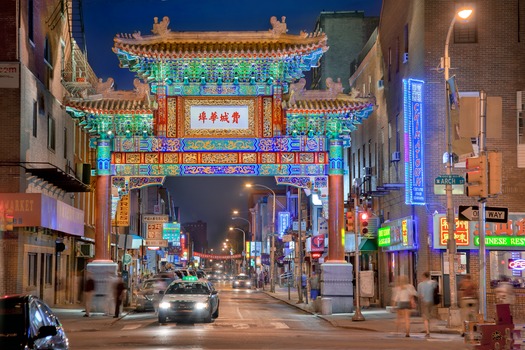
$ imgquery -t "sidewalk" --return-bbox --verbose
[264,285,463,336]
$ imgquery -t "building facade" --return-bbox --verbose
[0,0,97,306]
[349,0,525,320]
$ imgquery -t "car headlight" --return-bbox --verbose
[246,281,251,285]
[195,302,208,310]
[234,281,239,285]
[159,302,171,309]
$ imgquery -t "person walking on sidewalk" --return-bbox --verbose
[392,275,417,337]
[114,275,126,318]
[83,274,95,317]
[309,271,320,300]
[417,272,437,338]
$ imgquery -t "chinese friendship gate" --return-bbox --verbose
[65,16,374,305]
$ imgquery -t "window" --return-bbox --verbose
[63,127,67,158]
[44,36,52,68]
[47,115,55,151]
[519,92,525,144]
[454,3,477,43]
[404,24,409,53]
[32,101,37,137]
[45,254,53,285]
[28,0,34,43]
[28,253,37,287]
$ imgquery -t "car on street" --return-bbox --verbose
[134,277,175,311]
[232,273,252,289]
[157,276,219,323]
[0,294,69,349]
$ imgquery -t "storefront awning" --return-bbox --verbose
[359,238,378,251]
[118,234,143,249]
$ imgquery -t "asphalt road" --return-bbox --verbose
[59,282,468,349]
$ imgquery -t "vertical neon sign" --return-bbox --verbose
[403,79,425,205]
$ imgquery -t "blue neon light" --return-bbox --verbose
[403,79,425,205]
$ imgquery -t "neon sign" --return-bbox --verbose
[403,79,425,205]
[473,236,525,247]
[508,259,525,271]
[378,227,391,247]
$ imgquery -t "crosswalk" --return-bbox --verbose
[121,320,290,331]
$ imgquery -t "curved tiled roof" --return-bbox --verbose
[113,31,328,59]
[64,97,154,115]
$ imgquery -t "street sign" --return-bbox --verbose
[434,174,465,185]
[458,205,508,223]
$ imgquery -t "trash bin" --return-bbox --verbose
[321,298,332,315]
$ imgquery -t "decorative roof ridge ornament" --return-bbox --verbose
[71,77,151,102]
[287,77,344,106]
[269,16,288,36]
[151,16,171,36]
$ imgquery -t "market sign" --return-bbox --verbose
[378,227,391,247]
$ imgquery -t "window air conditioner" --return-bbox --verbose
[78,243,94,258]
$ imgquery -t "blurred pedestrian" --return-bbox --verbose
[114,275,126,318]
[83,274,95,317]
[301,272,307,301]
[392,275,417,337]
[309,271,320,300]
[495,275,515,305]
[459,274,478,335]
[417,272,437,338]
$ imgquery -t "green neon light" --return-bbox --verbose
[378,227,391,247]
[473,236,525,247]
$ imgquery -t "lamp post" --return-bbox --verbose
[230,227,246,273]
[442,7,473,327]
[246,183,276,293]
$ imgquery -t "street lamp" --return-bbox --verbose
[442,6,473,327]
[230,227,246,273]
[246,183,276,293]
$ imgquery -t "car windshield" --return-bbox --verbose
[165,282,210,295]
[235,275,250,280]
[0,298,26,346]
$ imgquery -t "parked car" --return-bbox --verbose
[135,277,175,311]
[232,273,252,289]
[0,294,69,349]
[157,277,219,323]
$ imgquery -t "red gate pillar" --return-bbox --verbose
[94,139,112,261]
[327,139,346,263]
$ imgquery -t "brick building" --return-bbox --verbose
[349,0,525,321]
[0,0,96,305]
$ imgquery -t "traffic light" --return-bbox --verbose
[488,151,502,195]
[360,212,369,235]
[345,210,355,232]
[465,155,487,197]
[4,210,13,231]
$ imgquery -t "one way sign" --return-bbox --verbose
[458,205,508,223]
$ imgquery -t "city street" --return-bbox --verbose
[56,282,468,350]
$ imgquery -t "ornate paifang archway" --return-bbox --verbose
[65,16,374,264]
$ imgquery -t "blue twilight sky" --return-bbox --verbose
[83,0,382,91]
[82,0,382,248]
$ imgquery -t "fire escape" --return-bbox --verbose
[58,0,97,97]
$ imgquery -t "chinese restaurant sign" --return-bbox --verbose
[379,216,416,251]
[433,213,525,250]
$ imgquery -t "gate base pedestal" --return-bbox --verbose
[320,263,354,313]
